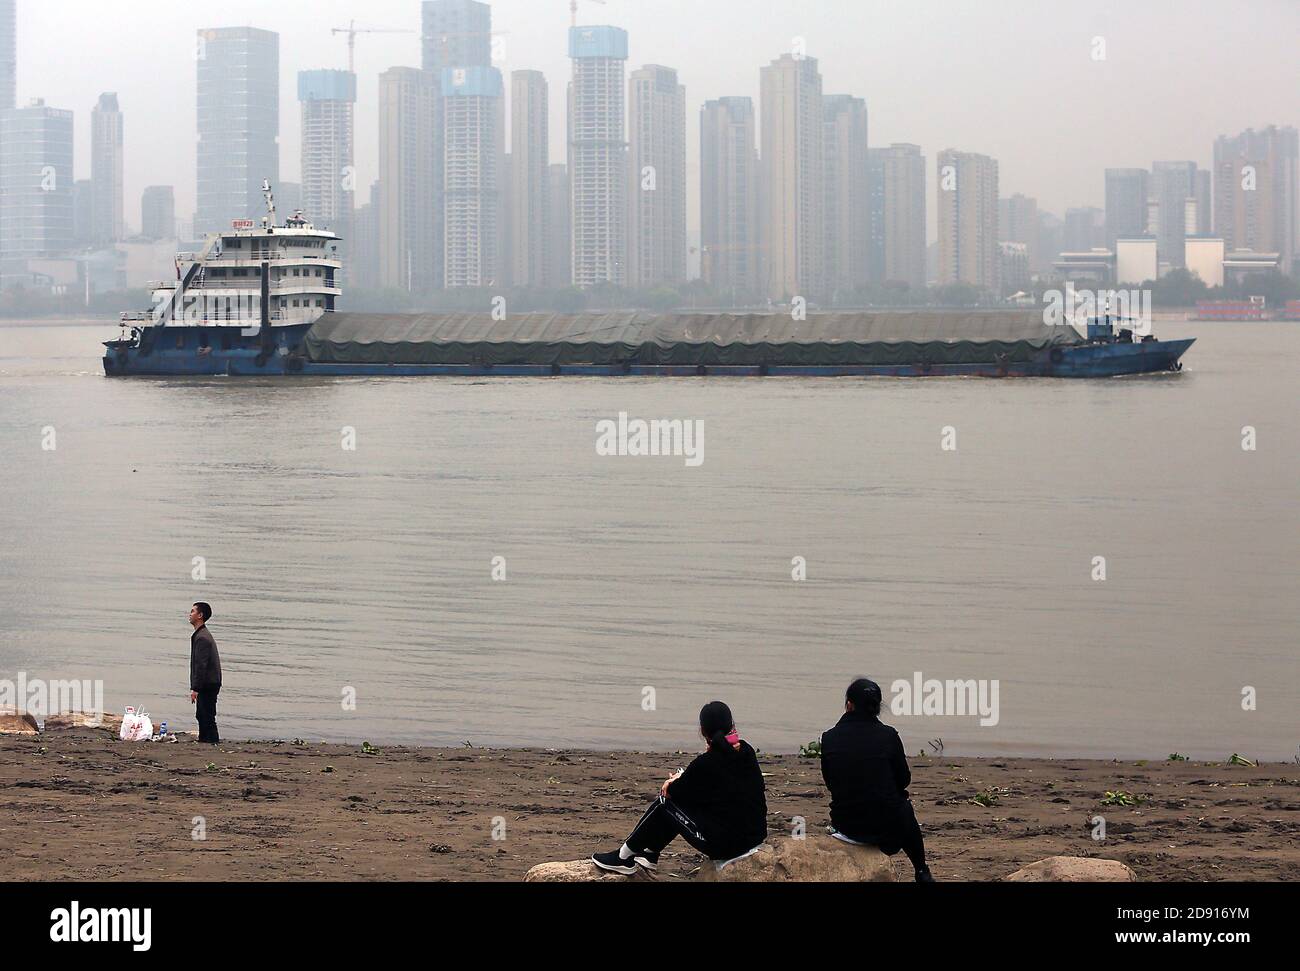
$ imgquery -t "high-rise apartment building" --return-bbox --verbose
[72,179,92,247]
[196,27,279,238]
[510,70,548,288]
[628,64,686,288]
[141,185,175,240]
[351,181,381,291]
[1214,126,1298,274]
[91,93,124,243]
[0,0,14,114]
[998,193,1039,271]
[0,100,74,283]
[1064,206,1106,253]
[378,66,438,291]
[298,70,355,232]
[422,0,491,73]
[873,143,926,289]
[700,96,759,298]
[760,52,824,301]
[822,94,869,296]
[545,163,571,289]
[936,149,998,289]
[1104,168,1149,249]
[442,65,504,288]
[569,26,628,288]
[1150,160,1204,268]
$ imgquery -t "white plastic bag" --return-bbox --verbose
[119,711,154,742]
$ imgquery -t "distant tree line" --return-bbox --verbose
[3,270,1294,320]
[0,286,151,319]
[1026,270,1300,309]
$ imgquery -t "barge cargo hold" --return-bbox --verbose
[105,310,1195,378]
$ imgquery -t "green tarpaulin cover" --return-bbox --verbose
[302,311,1083,367]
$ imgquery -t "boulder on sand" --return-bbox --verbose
[697,836,896,882]
[0,709,40,735]
[44,711,124,733]
[524,859,655,883]
[525,837,898,883]
[1005,856,1136,882]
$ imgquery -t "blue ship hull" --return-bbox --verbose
[104,323,1194,379]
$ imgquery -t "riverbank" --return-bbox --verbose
[2,730,1296,881]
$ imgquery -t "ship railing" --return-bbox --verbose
[118,310,289,325]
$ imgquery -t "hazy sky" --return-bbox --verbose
[18,0,1300,236]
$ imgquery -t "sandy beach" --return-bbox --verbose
[2,728,1296,882]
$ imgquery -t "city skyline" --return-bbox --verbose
[13,0,1298,245]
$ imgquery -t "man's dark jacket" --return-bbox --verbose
[820,710,911,842]
[190,625,222,691]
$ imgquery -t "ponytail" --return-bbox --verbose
[700,701,741,754]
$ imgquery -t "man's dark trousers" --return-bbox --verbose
[196,686,220,744]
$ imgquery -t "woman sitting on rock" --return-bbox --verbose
[820,677,935,882]
[592,701,767,874]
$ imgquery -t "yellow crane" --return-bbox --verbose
[331,21,414,74]
[570,0,607,27]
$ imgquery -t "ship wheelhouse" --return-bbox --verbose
[123,192,342,333]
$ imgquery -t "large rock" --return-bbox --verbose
[524,860,655,883]
[1005,856,1136,882]
[45,711,123,733]
[697,836,897,882]
[0,710,40,735]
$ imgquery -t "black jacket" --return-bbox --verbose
[190,625,222,691]
[820,711,911,841]
[666,740,767,859]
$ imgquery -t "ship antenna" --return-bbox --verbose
[262,179,276,229]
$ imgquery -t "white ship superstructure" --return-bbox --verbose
[123,182,340,331]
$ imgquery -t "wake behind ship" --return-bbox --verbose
[104,187,1194,380]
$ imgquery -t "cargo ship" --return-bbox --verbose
[104,187,1194,379]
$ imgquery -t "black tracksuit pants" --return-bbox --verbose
[625,795,759,862]
[838,798,928,872]
[196,686,220,744]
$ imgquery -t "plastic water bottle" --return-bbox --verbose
[159,721,167,738]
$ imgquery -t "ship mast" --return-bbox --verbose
[261,179,277,230]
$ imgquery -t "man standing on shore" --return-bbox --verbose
[188,602,222,744]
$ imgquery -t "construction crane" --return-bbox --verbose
[331,21,414,74]
[570,0,607,28]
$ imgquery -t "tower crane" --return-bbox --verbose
[570,0,607,28]
[331,21,414,74]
